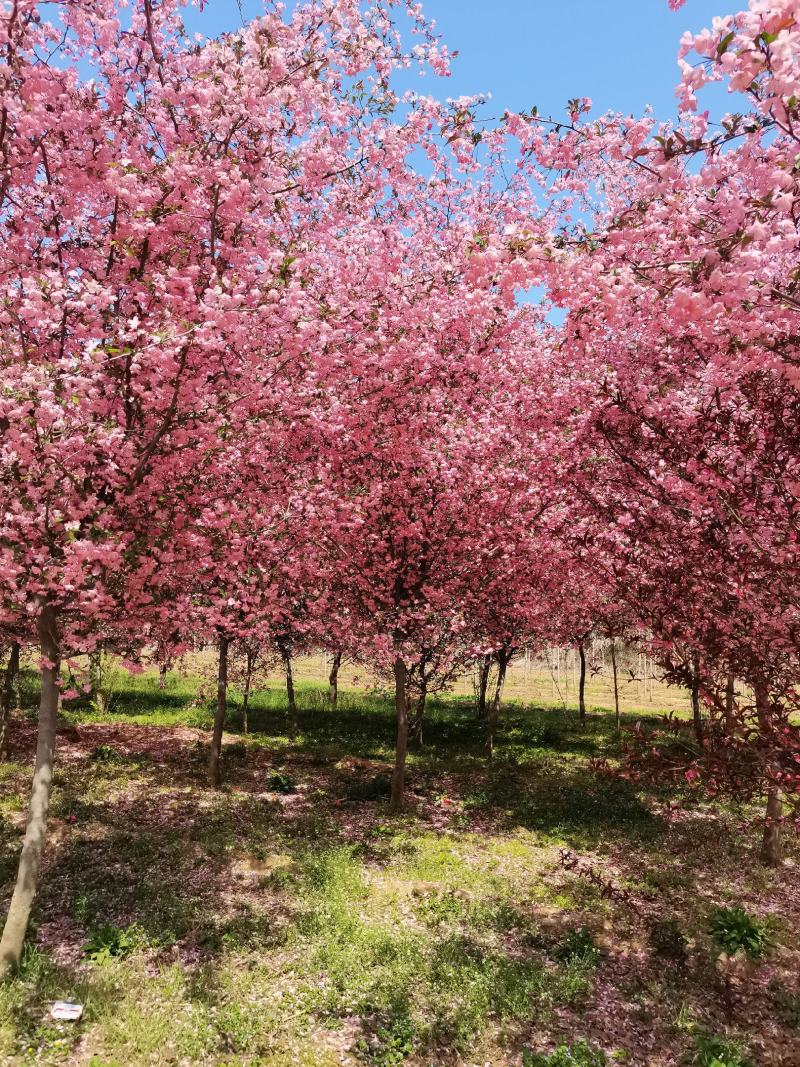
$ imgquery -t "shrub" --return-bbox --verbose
[708,907,773,960]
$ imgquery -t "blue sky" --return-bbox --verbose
[189,1,731,126]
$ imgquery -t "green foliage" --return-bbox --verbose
[356,1014,416,1066]
[90,744,123,763]
[531,722,566,749]
[266,770,296,794]
[83,923,150,963]
[649,918,688,960]
[523,1039,608,1066]
[556,926,601,965]
[688,1032,752,1067]
[708,907,773,960]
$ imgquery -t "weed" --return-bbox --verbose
[266,771,297,794]
[523,1040,608,1066]
[556,926,601,965]
[708,907,774,960]
[90,744,124,763]
[356,1013,416,1066]
[83,923,151,963]
[688,1032,752,1067]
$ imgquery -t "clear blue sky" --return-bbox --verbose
[188,1,731,125]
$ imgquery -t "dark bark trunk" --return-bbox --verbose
[610,640,620,730]
[0,605,60,976]
[761,786,783,868]
[476,654,491,719]
[0,642,21,757]
[691,653,703,745]
[158,663,168,690]
[328,650,342,708]
[389,655,409,813]
[242,649,254,736]
[281,644,297,738]
[577,640,587,724]
[487,652,509,759]
[754,677,782,867]
[724,672,735,734]
[208,634,229,789]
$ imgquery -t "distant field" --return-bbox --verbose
[43,647,695,727]
[246,650,695,718]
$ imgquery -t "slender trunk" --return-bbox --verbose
[0,605,60,977]
[208,634,229,789]
[158,663,168,690]
[241,649,254,736]
[328,650,342,708]
[577,640,587,725]
[691,653,703,745]
[761,786,783,868]
[409,687,426,747]
[754,677,782,867]
[476,654,491,719]
[610,640,620,730]
[389,655,409,813]
[0,642,21,756]
[281,645,297,739]
[89,648,106,715]
[724,672,736,734]
[487,653,509,759]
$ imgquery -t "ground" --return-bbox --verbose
[0,665,797,1066]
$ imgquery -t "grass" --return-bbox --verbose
[0,665,795,1065]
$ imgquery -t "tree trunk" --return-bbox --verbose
[241,649,254,736]
[761,786,783,868]
[610,640,620,730]
[754,677,782,867]
[389,655,409,813]
[409,687,426,747]
[328,650,342,708]
[0,605,60,977]
[281,645,297,738]
[724,672,735,734]
[208,634,229,789]
[577,640,587,725]
[690,653,703,745]
[158,663,168,690]
[487,652,509,759]
[476,654,491,719]
[0,642,21,757]
[89,647,106,715]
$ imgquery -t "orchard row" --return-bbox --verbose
[0,0,798,974]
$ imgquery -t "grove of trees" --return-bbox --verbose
[0,0,798,986]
